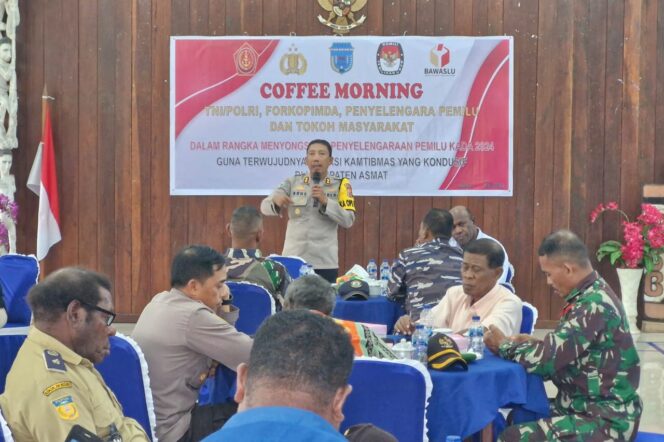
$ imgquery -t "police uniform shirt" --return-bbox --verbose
[260,174,355,269]
[0,327,149,441]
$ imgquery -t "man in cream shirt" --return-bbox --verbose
[430,238,522,336]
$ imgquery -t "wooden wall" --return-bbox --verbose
[12,0,664,325]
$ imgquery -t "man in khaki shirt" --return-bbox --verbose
[0,267,149,441]
[132,245,253,442]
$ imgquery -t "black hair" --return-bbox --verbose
[0,37,11,46]
[247,310,353,402]
[465,238,505,268]
[307,139,332,156]
[170,244,225,287]
[284,274,336,315]
[422,208,454,238]
[538,229,590,267]
[27,267,112,323]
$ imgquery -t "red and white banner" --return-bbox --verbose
[171,36,513,196]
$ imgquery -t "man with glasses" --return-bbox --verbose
[0,267,149,441]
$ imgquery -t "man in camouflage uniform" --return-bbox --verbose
[260,139,355,283]
[225,206,291,310]
[389,208,463,331]
[485,230,642,441]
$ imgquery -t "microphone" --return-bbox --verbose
[312,172,321,208]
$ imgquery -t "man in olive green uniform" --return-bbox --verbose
[225,205,291,310]
[485,230,642,441]
[0,267,149,441]
[261,139,355,283]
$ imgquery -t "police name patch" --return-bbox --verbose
[43,381,73,396]
[52,395,79,421]
[43,349,66,372]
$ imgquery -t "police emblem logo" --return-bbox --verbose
[280,45,307,75]
[317,0,368,35]
[52,395,79,421]
[376,42,404,75]
[329,42,354,74]
[233,42,259,76]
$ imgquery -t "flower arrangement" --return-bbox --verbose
[0,193,18,251]
[590,202,664,273]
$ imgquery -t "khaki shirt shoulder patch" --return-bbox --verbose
[43,350,66,373]
[43,381,73,396]
[52,395,79,421]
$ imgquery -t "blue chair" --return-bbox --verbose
[520,302,538,335]
[341,357,432,442]
[0,406,14,442]
[0,327,28,395]
[267,255,307,279]
[227,281,275,335]
[636,433,664,441]
[96,334,157,440]
[0,254,39,326]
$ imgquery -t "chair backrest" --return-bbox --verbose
[0,254,39,325]
[95,334,157,441]
[341,357,433,442]
[520,302,538,335]
[0,327,28,395]
[227,281,275,335]
[266,255,307,279]
[0,406,14,442]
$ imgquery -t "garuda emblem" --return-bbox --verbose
[317,0,368,35]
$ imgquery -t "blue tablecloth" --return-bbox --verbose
[332,296,404,334]
[427,351,549,440]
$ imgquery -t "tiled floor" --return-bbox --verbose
[116,324,664,435]
[533,330,664,435]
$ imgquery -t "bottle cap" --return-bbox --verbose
[472,315,480,320]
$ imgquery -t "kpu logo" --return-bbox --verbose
[376,42,404,75]
[425,43,455,76]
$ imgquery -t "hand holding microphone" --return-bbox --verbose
[311,172,327,207]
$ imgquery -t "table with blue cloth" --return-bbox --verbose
[427,350,550,441]
[332,296,404,334]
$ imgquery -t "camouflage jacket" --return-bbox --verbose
[224,248,291,311]
[387,237,463,320]
[499,272,642,438]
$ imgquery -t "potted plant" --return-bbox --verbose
[590,202,664,334]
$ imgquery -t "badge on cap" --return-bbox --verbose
[52,395,79,421]
[350,280,362,288]
[43,350,66,373]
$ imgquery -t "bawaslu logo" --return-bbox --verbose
[425,43,455,76]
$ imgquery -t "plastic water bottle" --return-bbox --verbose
[445,437,462,442]
[420,304,433,338]
[469,315,484,355]
[379,259,390,296]
[412,324,429,364]
[367,259,378,280]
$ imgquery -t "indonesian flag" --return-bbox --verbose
[27,98,61,261]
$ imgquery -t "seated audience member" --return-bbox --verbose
[429,238,522,336]
[485,230,642,441]
[389,208,463,332]
[132,245,253,442]
[203,310,355,441]
[450,205,513,284]
[284,274,396,359]
[0,267,149,441]
[225,206,291,310]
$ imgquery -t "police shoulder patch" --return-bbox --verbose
[52,395,79,421]
[43,350,66,372]
[43,381,73,396]
[337,178,355,212]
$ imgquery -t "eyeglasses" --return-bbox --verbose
[76,299,116,326]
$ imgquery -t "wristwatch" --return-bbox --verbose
[221,295,233,306]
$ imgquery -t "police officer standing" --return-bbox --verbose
[261,139,355,283]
